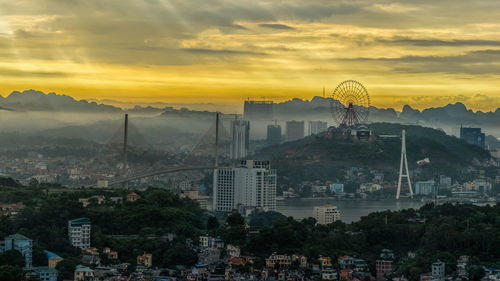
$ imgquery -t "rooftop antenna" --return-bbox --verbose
[396,127,413,199]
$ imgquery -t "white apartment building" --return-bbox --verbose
[314,205,341,225]
[68,218,91,250]
[213,160,276,212]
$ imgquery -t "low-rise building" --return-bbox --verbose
[266,253,292,268]
[314,205,341,225]
[137,253,153,267]
[74,265,95,281]
[45,250,63,268]
[126,192,141,202]
[32,266,58,281]
[431,260,445,279]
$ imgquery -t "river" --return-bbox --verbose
[276,198,425,223]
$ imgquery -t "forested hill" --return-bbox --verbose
[255,123,491,184]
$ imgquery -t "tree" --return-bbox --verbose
[0,265,23,281]
[0,250,25,268]
[207,216,220,230]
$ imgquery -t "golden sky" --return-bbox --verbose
[1,0,500,111]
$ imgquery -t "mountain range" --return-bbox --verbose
[1,90,500,137]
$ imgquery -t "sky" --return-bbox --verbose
[1,0,500,111]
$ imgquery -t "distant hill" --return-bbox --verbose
[254,123,490,184]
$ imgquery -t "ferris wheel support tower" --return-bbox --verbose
[396,128,413,199]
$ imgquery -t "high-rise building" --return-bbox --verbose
[415,180,435,195]
[230,119,250,159]
[308,121,328,136]
[460,126,485,149]
[286,121,305,142]
[313,205,341,225]
[244,101,274,120]
[267,124,282,145]
[213,160,276,212]
[3,234,32,269]
[68,218,91,250]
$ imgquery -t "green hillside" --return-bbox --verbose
[255,123,491,185]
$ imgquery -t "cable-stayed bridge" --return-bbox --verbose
[86,113,229,188]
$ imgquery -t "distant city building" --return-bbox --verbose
[376,260,393,281]
[415,180,436,195]
[230,119,250,159]
[32,266,58,281]
[432,260,445,278]
[286,121,305,142]
[213,160,276,212]
[314,205,340,225]
[460,126,485,149]
[137,253,153,267]
[74,265,94,281]
[267,124,282,145]
[439,175,452,188]
[1,234,32,269]
[330,183,344,194]
[126,192,141,202]
[45,250,63,268]
[308,121,328,135]
[244,100,274,120]
[68,218,91,250]
[376,250,394,281]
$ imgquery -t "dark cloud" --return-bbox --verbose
[259,23,295,30]
[182,48,266,56]
[348,49,500,74]
[0,67,70,77]
[379,36,500,46]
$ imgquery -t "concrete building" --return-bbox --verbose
[213,160,276,212]
[33,266,58,281]
[415,180,436,195]
[137,253,153,267]
[376,260,393,281]
[2,233,33,269]
[308,121,328,135]
[286,121,305,142]
[68,218,91,250]
[230,119,250,159]
[460,126,485,149]
[244,100,273,120]
[439,175,452,188]
[432,260,445,279]
[74,265,95,281]
[314,205,341,225]
[267,124,282,145]
[45,250,63,268]
[330,183,344,194]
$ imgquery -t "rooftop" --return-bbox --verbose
[5,233,31,241]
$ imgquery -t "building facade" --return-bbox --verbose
[267,124,282,145]
[3,234,33,269]
[286,121,305,142]
[244,101,274,120]
[230,119,250,159]
[68,218,91,250]
[460,127,485,148]
[314,205,341,225]
[308,121,328,135]
[415,180,436,195]
[213,160,276,212]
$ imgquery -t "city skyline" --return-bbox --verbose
[1,0,500,111]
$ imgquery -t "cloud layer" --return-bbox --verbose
[0,0,499,110]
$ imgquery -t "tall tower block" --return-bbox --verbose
[396,128,413,199]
